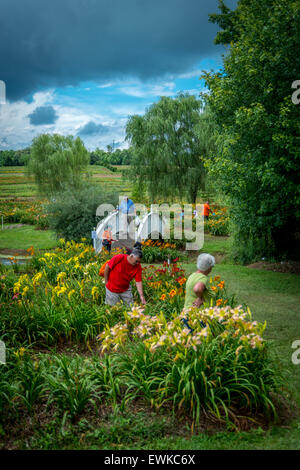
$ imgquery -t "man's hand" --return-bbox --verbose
[136,281,146,305]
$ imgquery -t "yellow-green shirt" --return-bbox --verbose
[184,272,213,309]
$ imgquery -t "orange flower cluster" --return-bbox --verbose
[142,239,176,249]
[27,246,35,256]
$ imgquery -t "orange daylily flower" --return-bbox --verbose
[169,289,176,298]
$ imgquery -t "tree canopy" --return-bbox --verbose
[28,134,90,198]
[126,93,216,203]
[0,148,30,166]
[202,0,300,262]
[90,147,133,166]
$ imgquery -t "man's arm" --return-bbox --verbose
[104,263,111,285]
[136,281,146,305]
[192,281,206,308]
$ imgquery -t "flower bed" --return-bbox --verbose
[0,238,282,428]
[0,199,49,229]
[141,239,185,263]
[205,206,230,236]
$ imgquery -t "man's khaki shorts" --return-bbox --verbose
[105,285,134,306]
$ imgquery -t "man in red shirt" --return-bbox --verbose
[104,248,146,306]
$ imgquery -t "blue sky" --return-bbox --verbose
[0,0,236,151]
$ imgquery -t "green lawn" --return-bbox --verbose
[201,234,231,258]
[138,420,300,450]
[0,225,58,251]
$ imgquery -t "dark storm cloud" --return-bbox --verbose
[78,121,111,136]
[0,0,237,102]
[28,105,58,125]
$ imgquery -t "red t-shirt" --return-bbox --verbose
[106,254,142,293]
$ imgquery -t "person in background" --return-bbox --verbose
[119,195,135,240]
[202,201,211,221]
[102,225,114,254]
[119,196,135,217]
[184,253,215,310]
[104,248,146,306]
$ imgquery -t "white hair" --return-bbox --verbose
[197,253,215,271]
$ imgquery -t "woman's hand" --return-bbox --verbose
[192,297,203,308]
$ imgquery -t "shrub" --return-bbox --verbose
[45,185,119,241]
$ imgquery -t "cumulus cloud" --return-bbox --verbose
[0,89,128,150]
[28,105,58,125]
[0,0,237,101]
[77,121,111,136]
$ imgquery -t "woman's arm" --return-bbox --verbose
[192,281,206,308]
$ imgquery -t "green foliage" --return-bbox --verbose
[142,246,183,264]
[90,147,133,166]
[203,0,300,262]
[110,340,282,427]
[45,185,118,241]
[0,360,14,422]
[0,148,30,166]
[28,134,90,198]
[204,208,230,236]
[46,355,98,421]
[126,94,217,203]
[13,352,46,414]
[130,179,148,204]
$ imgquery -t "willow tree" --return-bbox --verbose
[126,93,216,203]
[28,133,90,198]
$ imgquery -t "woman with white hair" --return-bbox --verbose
[184,253,215,310]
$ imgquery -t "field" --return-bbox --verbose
[0,166,132,200]
[0,166,299,450]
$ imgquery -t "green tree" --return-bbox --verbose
[202,0,300,262]
[90,147,133,166]
[45,184,119,241]
[0,148,30,166]
[28,134,89,198]
[126,93,216,203]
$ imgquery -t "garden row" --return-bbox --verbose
[0,239,282,431]
[0,199,230,238]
